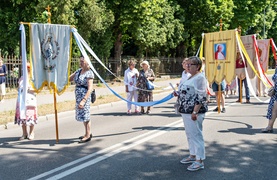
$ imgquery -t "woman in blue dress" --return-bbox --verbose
[70,56,94,142]
[262,67,277,133]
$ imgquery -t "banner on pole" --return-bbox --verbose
[257,39,270,72]
[237,35,255,79]
[204,30,236,84]
[30,23,72,95]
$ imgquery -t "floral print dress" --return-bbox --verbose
[137,68,155,102]
[74,69,94,122]
[266,68,277,120]
[14,77,38,126]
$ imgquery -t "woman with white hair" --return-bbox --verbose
[137,60,155,114]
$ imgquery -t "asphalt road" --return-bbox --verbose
[0,91,276,180]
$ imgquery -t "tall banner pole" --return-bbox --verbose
[217,18,223,113]
[238,27,242,103]
[45,5,59,143]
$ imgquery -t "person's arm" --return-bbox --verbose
[69,71,77,82]
[0,65,7,76]
[78,78,93,109]
[124,70,129,92]
[192,75,207,120]
[147,69,155,81]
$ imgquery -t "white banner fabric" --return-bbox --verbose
[30,23,72,94]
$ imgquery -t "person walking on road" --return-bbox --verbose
[69,56,94,143]
[124,60,139,114]
[0,57,7,102]
[262,66,277,133]
[212,80,226,113]
[15,63,38,140]
[137,60,155,114]
[175,56,208,171]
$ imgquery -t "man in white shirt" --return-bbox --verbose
[124,60,139,114]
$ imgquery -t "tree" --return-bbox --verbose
[176,0,235,56]
[0,0,40,56]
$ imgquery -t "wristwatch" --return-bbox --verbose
[192,111,198,115]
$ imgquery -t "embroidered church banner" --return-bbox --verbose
[204,30,236,84]
[237,35,255,79]
[30,23,72,95]
[257,39,270,72]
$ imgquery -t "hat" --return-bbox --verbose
[140,60,150,68]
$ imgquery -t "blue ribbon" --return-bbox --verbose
[72,28,174,107]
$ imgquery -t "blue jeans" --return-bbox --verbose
[237,78,250,100]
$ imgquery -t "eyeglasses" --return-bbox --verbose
[186,64,198,67]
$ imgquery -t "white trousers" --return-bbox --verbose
[181,113,205,160]
[127,90,139,111]
[0,83,6,96]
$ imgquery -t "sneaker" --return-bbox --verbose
[213,107,219,112]
[180,156,196,164]
[221,108,226,113]
[127,110,132,115]
[28,133,34,140]
[246,100,250,103]
[187,161,204,171]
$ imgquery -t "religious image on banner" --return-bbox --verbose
[257,39,270,72]
[236,35,255,78]
[214,43,226,60]
[204,30,236,84]
[30,23,72,95]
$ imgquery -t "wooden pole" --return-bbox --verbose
[44,5,59,143]
[54,90,59,143]
[239,78,242,102]
[218,83,221,113]
[257,75,261,96]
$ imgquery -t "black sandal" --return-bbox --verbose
[78,133,92,139]
[261,127,273,133]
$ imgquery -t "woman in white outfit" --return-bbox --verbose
[124,60,139,114]
[175,56,208,171]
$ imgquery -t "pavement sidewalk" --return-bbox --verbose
[0,78,179,113]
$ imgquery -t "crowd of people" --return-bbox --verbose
[1,53,276,172]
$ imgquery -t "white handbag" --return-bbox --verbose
[26,93,37,107]
[268,87,275,97]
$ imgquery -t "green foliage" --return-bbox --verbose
[0,0,277,59]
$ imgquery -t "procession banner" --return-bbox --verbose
[237,35,255,78]
[257,39,270,72]
[30,23,72,95]
[204,29,236,84]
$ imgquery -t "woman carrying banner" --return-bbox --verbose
[15,63,38,140]
[137,60,155,114]
[175,56,208,171]
[262,66,277,133]
[0,57,7,102]
[69,56,94,143]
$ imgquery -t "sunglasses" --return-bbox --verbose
[186,64,198,67]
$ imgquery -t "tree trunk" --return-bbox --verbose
[113,33,122,77]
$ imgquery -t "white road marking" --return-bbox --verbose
[28,120,183,180]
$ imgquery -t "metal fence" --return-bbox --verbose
[2,56,184,90]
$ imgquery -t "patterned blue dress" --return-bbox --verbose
[266,68,277,120]
[74,69,94,122]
